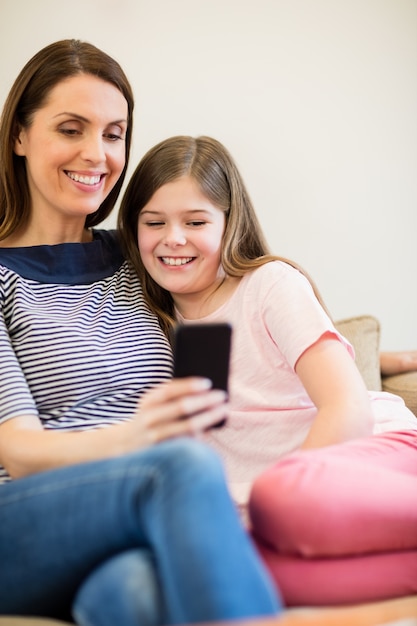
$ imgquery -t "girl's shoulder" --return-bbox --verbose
[242,260,311,294]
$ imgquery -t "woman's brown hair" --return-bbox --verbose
[118,135,329,336]
[0,39,134,239]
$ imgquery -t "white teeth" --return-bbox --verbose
[67,172,101,185]
[161,257,193,266]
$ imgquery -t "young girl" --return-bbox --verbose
[118,134,417,607]
[0,45,281,624]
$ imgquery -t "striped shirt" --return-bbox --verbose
[0,229,173,483]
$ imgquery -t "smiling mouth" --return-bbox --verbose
[160,257,194,266]
[65,172,103,186]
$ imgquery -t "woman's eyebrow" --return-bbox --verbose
[53,112,127,125]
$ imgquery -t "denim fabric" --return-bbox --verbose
[0,438,281,623]
[73,549,163,626]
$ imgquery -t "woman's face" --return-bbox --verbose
[14,73,128,227]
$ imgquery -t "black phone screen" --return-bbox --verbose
[172,323,232,428]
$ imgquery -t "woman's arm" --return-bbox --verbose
[295,333,374,449]
[0,378,227,479]
[380,350,417,376]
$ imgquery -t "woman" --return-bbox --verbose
[118,134,417,607]
[0,43,281,624]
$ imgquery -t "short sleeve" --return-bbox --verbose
[260,262,354,370]
[0,268,38,422]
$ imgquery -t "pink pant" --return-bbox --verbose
[249,430,417,606]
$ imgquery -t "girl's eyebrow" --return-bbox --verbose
[141,208,211,215]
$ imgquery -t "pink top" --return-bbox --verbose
[179,261,417,507]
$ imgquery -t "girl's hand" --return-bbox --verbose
[132,377,228,445]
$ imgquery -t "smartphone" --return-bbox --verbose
[172,323,232,428]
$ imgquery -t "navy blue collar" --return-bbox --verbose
[0,229,125,284]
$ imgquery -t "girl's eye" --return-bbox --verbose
[146,221,165,227]
[188,221,206,227]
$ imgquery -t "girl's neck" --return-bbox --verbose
[174,275,242,320]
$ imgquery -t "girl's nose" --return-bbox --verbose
[163,226,186,247]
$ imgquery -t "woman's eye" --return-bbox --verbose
[59,128,80,136]
[104,133,124,142]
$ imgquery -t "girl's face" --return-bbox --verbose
[15,73,128,229]
[137,176,226,305]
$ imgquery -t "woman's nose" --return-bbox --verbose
[80,134,106,163]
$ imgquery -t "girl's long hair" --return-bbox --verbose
[119,135,329,337]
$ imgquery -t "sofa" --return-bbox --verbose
[0,596,417,626]
[334,314,417,416]
[1,315,416,626]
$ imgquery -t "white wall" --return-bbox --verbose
[1,0,416,350]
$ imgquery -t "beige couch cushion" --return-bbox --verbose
[0,615,71,626]
[334,315,381,391]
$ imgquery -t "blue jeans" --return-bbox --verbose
[73,549,164,626]
[0,438,281,624]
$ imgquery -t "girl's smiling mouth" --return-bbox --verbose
[160,257,195,266]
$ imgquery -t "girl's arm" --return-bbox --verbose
[0,378,227,479]
[295,333,374,449]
